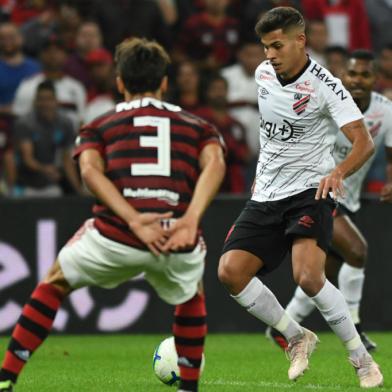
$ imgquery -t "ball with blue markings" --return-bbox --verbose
[152,336,205,386]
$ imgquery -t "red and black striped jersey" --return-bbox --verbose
[73,97,224,249]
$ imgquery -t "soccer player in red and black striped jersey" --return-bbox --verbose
[0,38,226,392]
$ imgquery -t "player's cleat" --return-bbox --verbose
[359,332,377,353]
[265,326,288,350]
[350,354,383,388]
[0,380,13,392]
[286,328,319,381]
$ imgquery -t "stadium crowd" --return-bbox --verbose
[0,0,391,197]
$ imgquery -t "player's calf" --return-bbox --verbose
[0,262,71,387]
[173,293,207,392]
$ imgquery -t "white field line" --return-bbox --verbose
[202,379,391,391]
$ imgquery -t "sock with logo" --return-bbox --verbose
[232,277,303,341]
[0,283,64,384]
[173,293,207,392]
[311,279,368,359]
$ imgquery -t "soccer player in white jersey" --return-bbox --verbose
[218,7,383,388]
[267,50,392,352]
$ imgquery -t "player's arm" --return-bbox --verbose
[316,119,374,200]
[380,147,392,202]
[79,148,172,255]
[62,149,84,195]
[163,143,226,251]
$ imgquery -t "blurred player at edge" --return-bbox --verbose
[267,49,392,352]
[0,38,226,392]
[218,7,383,388]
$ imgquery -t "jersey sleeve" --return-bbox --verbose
[319,76,363,128]
[72,125,105,160]
[198,121,226,154]
[384,100,392,148]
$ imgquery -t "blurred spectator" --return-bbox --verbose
[171,61,203,112]
[0,22,40,113]
[14,80,82,197]
[64,21,103,88]
[83,48,115,124]
[156,0,178,26]
[301,0,371,51]
[241,0,302,39]
[306,19,327,66]
[325,45,348,78]
[221,40,264,186]
[89,0,171,52]
[20,5,58,57]
[0,113,16,195]
[56,2,82,51]
[0,0,49,25]
[12,34,86,129]
[375,44,392,92]
[176,0,240,69]
[194,75,249,193]
[365,0,392,54]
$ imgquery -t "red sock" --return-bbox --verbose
[173,294,207,392]
[0,283,64,383]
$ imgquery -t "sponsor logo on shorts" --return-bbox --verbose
[298,215,315,228]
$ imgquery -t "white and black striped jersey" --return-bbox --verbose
[252,57,363,202]
[334,92,392,212]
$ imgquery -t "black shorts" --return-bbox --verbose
[222,189,336,275]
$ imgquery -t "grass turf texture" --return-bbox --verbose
[0,333,390,391]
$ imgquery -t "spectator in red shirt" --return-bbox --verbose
[170,61,204,112]
[176,0,240,69]
[64,21,103,88]
[301,0,371,51]
[195,74,249,193]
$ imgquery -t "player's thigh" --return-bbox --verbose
[331,214,367,267]
[58,219,147,289]
[144,237,206,306]
[43,259,73,296]
[220,201,290,278]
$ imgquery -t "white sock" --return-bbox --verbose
[232,277,303,341]
[338,263,365,325]
[311,280,367,359]
[286,286,316,323]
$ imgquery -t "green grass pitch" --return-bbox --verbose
[0,332,391,391]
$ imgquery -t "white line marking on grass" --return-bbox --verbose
[203,379,392,391]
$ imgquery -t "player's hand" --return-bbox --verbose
[161,214,198,252]
[380,183,392,202]
[128,212,173,256]
[315,168,345,200]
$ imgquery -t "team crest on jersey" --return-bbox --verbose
[293,93,310,115]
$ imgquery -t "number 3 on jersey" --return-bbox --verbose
[131,116,171,176]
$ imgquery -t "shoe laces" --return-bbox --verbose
[350,355,374,378]
[286,333,305,362]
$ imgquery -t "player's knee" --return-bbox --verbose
[295,270,324,297]
[217,255,245,288]
[347,240,368,267]
[43,260,73,296]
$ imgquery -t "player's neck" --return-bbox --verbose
[354,95,371,113]
[124,91,162,102]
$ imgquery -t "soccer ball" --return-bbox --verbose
[152,336,205,386]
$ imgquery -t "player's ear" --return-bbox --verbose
[297,32,306,49]
[160,76,168,94]
[116,76,125,94]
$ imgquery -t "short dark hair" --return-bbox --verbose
[115,37,171,94]
[36,80,56,95]
[326,45,348,58]
[255,7,305,37]
[348,49,378,72]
